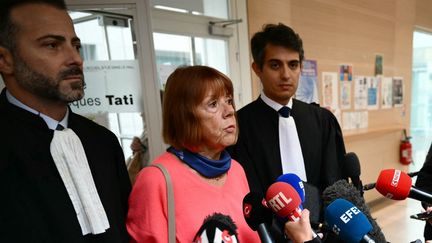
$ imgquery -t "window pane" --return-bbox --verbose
[411,31,432,171]
[153,33,193,90]
[195,37,228,74]
[71,11,146,161]
[74,18,109,61]
[106,23,135,60]
[151,0,229,19]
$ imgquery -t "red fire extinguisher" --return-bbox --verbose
[400,129,413,165]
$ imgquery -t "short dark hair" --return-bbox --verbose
[162,66,235,150]
[0,0,67,50]
[251,23,304,69]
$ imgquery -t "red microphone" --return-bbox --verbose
[265,182,302,221]
[376,169,432,204]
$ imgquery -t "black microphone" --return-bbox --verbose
[363,182,377,191]
[193,212,239,243]
[323,180,387,243]
[242,191,274,243]
[344,152,364,195]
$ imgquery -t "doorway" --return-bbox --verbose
[410,30,432,172]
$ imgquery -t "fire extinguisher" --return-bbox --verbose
[400,129,413,165]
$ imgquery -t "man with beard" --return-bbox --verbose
[0,1,131,242]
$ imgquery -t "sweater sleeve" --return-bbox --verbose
[126,166,170,243]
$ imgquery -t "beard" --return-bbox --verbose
[13,54,86,103]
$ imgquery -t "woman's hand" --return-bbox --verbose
[284,209,314,243]
[130,137,143,154]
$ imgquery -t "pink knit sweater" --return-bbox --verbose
[127,152,260,242]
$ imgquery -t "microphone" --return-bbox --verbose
[242,192,274,243]
[193,212,239,243]
[325,198,375,243]
[265,182,302,222]
[266,182,319,240]
[276,173,305,203]
[376,169,432,204]
[363,170,419,191]
[277,173,321,223]
[322,180,386,242]
[344,152,364,195]
[363,182,377,191]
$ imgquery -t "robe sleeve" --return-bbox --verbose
[321,108,346,186]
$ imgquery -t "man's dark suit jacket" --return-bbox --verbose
[229,96,346,195]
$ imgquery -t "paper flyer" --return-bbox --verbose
[375,54,383,76]
[354,76,368,110]
[296,60,319,104]
[340,82,352,110]
[381,77,393,109]
[393,77,404,107]
[342,111,368,130]
[339,64,353,82]
[321,72,339,110]
[367,76,379,110]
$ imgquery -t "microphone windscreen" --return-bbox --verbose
[242,191,273,230]
[325,198,372,243]
[193,213,238,243]
[322,180,387,243]
[265,182,301,219]
[344,152,361,178]
[276,173,305,202]
[375,169,412,200]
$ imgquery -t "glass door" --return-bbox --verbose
[149,0,251,108]
[65,0,250,165]
[66,0,165,164]
[410,30,432,172]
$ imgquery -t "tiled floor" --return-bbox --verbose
[370,198,426,243]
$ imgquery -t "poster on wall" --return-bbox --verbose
[381,76,393,109]
[340,82,352,110]
[70,60,143,114]
[296,60,319,104]
[375,54,383,76]
[393,77,404,107]
[342,111,368,130]
[321,72,339,110]
[367,76,379,110]
[339,64,353,82]
[339,64,353,110]
[354,76,368,110]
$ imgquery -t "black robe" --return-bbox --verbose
[229,97,346,194]
[229,97,346,242]
[0,89,131,243]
